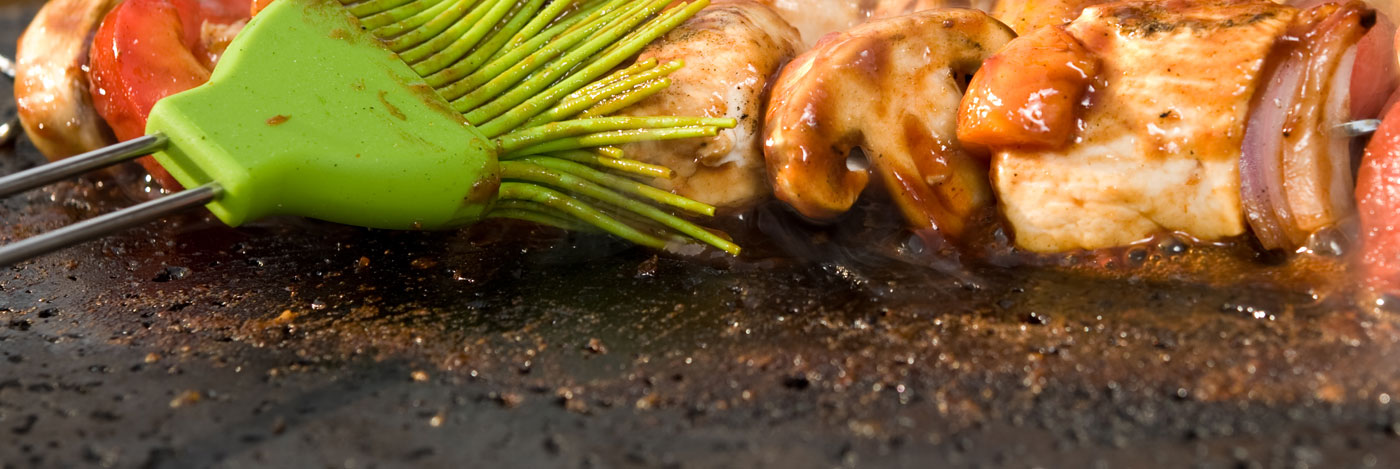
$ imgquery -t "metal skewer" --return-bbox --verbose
[0,52,16,78]
[0,53,20,146]
[0,130,209,267]
[0,118,19,146]
[1336,119,1381,138]
[0,182,221,266]
[0,133,166,198]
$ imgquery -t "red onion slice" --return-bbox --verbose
[1242,39,1306,251]
[1242,2,1373,251]
[1323,46,1358,219]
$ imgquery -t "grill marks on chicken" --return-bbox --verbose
[974,0,1298,252]
[617,0,801,210]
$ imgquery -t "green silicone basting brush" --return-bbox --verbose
[0,0,739,264]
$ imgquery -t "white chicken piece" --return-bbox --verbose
[981,0,1298,252]
[616,0,801,210]
[15,0,121,160]
[755,0,995,49]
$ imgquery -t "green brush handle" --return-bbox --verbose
[147,0,499,230]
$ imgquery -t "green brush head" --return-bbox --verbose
[146,0,741,254]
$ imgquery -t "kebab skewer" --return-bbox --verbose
[2,0,1395,302]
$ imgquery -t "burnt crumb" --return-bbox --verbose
[542,434,563,455]
[152,266,191,283]
[1024,312,1050,325]
[405,447,436,461]
[492,392,524,409]
[10,415,37,435]
[636,255,659,278]
[168,390,201,408]
[583,338,608,355]
[555,388,590,414]
[88,410,121,423]
[782,376,811,390]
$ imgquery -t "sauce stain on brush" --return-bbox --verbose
[378,90,407,120]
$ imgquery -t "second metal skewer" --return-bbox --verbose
[0,131,218,266]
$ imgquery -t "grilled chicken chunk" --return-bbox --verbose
[962,0,1377,253]
[964,0,1298,252]
[617,0,801,210]
[15,0,121,160]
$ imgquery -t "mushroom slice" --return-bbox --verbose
[15,0,121,160]
[763,9,1015,241]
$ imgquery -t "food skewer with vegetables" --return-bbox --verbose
[4,0,1400,308]
[755,0,1400,304]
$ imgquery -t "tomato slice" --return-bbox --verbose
[87,0,252,189]
[1357,91,1400,297]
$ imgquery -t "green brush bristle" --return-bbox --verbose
[339,0,738,254]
